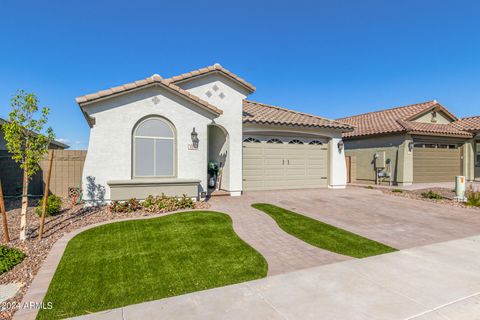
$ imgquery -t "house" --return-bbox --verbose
[338,101,480,185]
[76,64,353,201]
[0,118,69,151]
[0,118,70,196]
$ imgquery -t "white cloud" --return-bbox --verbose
[56,138,71,144]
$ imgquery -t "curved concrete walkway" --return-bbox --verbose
[209,196,350,275]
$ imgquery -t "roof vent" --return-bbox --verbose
[151,74,163,80]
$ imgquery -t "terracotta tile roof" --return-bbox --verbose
[243,100,353,131]
[165,63,256,93]
[397,120,473,137]
[452,116,480,132]
[75,74,223,116]
[338,100,473,138]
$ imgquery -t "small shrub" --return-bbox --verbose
[391,189,403,193]
[110,194,196,213]
[36,194,62,217]
[178,194,195,209]
[466,185,480,207]
[421,190,444,200]
[365,186,374,189]
[0,246,25,275]
[109,198,141,213]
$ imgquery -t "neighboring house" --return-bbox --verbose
[338,101,480,185]
[0,118,69,151]
[76,64,353,201]
[0,118,69,196]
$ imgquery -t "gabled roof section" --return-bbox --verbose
[405,102,458,122]
[75,74,223,122]
[397,120,473,137]
[164,63,256,94]
[338,100,472,139]
[452,116,480,133]
[243,100,353,131]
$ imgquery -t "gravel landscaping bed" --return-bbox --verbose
[0,198,210,320]
[381,187,480,210]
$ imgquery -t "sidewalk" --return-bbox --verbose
[70,235,480,320]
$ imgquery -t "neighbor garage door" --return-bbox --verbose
[413,146,462,183]
[243,138,328,191]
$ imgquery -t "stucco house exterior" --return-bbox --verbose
[76,64,353,202]
[338,101,480,185]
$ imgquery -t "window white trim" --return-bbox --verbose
[288,139,304,144]
[243,137,261,143]
[133,117,176,178]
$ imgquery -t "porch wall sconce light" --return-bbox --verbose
[337,140,344,153]
[191,127,199,149]
[408,142,414,152]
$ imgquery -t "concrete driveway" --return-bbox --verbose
[209,187,480,274]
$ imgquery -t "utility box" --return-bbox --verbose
[375,151,386,168]
[455,176,466,200]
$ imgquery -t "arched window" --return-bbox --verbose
[267,138,283,144]
[288,139,304,144]
[133,117,175,177]
[243,137,261,143]
[309,140,323,145]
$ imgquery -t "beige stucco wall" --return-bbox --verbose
[463,139,475,181]
[413,110,452,124]
[344,134,411,185]
[475,136,480,180]
[345,147,399,184]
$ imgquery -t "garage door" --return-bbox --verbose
[243,138,328,191]
[413,146,462,183]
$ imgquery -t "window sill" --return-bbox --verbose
[107,178,201,187]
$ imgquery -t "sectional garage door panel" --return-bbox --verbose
[413,148,461,183]
[243,141,328,191]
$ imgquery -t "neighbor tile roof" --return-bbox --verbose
[75,74,223,116]
[165,63,256,93]
[243,100,353,131]
[397,120,473,137]
[0,118,69,149]
[338,101,473,138]
[452,116,480,133]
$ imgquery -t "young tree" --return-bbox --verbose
[2,90,54,241]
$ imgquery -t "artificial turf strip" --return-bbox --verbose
[37,211,268,319]
[252,203,397,258]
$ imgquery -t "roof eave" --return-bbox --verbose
[76,82,223,124]
[172,70,256,94]
[243,119,353,132]
[408,131,473,139]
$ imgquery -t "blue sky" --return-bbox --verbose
[0,0,479,149]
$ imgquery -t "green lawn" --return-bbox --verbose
[252,203,397,258]
[38,211,268,319]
